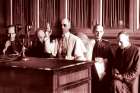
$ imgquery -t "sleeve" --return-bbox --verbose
[122,49,140,82]
[74,38,87,61]
[44,38,58,56]
[3,41,11,54]
[51,39,58,56]
[86,39,95,61]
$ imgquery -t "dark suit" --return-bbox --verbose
[29,39,51,58]
[113,45,140,93]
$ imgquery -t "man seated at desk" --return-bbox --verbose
[113,31,140,93]
[28,27,53,58]
[44,18,86,61]
[2,25,22,56]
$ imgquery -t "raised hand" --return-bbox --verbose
[2,40,11,55]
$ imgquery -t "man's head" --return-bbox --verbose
[8,26,16,41]
[117,31,130,49]
[61,18,71,34]
[37,29,45,43]
[93,24,104,40]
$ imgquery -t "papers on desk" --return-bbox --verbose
[94,57,106,80]
[0,55,19,62]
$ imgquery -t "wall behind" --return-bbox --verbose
[0,0,139,46]
[0,0,6,34]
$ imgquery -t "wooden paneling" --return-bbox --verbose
[39,0,60,28]
[0,58,92,93]
[0,0,139,45]
[0,0,6,34]
[9,0,31,26]
[59,69,89,85]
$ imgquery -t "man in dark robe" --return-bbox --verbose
[29,29,52,58]
[113,31,140,93]
[91,24,113,93]
[2,25,22,56]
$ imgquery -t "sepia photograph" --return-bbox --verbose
[0,0,139,93]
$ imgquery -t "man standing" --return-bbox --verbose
[91,24,113,93]
[113,31,140,93]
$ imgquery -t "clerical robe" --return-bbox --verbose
[91,39,113,93]
[113,45,140,93]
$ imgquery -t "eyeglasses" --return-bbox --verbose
[62,24,67,27]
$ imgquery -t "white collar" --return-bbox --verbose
[63,32,70,38]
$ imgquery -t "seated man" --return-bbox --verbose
[113,31,140,93]
[45,18,86,60]
[29,28,52,58]
[2,25,22,56]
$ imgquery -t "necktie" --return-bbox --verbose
[61,37,67,57]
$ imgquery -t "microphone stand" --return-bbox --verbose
[21,25,32,61]
[21,38,29,61]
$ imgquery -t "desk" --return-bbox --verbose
[0,57,92,93]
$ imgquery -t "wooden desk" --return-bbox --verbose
[0,57,92,93]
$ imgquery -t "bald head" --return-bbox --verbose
[94,25,103,32]
[61,18,71,34]
[37,29,45,43]
[8,26,16,41]
[117,31,130,49]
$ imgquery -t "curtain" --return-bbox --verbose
[102,0,129,29]
[12,0,32,35]
[12,0,60,28]
[13,0,23,25]
[139,0,140,27]
[39,0,60,28]
[13,0,30,26]
[67,0,91,28]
